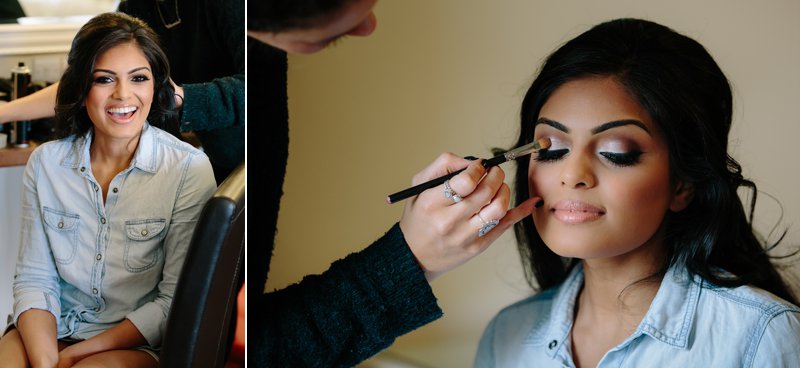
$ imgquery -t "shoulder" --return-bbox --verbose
[140,126,214,182]
[703,284,800,365]
[496,288,559,319]
[696,281,800,361]
[485,288,558,343]
[32,137,75,157]
[27,137,79,168]
[150,126,209,162]
[701,281,799,317]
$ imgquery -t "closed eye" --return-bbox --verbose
[599,151,642,167]
[535,148,569,162]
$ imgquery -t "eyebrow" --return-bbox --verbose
[535,117,650,135]
[93,66,151,75]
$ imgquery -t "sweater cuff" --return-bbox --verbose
[351,223,443,331]
[179,84,208,131]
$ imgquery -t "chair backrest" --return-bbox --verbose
[159,163,245,368]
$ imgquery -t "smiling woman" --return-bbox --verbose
[0,12,216,368]
[85,43,154,148]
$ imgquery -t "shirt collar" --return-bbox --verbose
[638,265,701,349]
[61,122,159,174]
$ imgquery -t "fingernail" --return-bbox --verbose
[535,199,544,208]
[463,156,479,161]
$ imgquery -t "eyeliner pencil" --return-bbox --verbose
[386,137,551,204]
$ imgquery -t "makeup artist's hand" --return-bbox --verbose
[399,153,539,281]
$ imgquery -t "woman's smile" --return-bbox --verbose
[106,104,139,124]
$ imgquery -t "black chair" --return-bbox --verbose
[160,163,245,368]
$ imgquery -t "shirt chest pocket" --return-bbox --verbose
[124,219,166,273]
[42,207,80,264]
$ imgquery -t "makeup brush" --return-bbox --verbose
[386,137,551,204]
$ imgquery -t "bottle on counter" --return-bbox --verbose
[10,62,31,148]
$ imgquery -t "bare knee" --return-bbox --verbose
[0,329,29,368]
[72,349,157,368]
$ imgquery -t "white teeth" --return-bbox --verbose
[107,106,137,114]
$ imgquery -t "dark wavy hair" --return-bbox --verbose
[512,18,797,304]
[53,12,178,140]
[247,0,352,32]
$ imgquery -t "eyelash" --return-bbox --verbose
[534,149,643,167]
[94,76,113,84]
[132,75,150,82]
[93,75,151,84]
[599,151,642,167]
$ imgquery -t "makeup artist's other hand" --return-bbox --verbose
[399,153,538,281]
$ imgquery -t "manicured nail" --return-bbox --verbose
[463,155,479,161]
[535,199,544,208]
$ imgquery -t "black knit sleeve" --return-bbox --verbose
[251,223,443,367]
[179,0,245,132]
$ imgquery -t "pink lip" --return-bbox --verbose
[551,200,605,224]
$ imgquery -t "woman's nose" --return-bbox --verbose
[559,151,596,189]
[112,81,131,99]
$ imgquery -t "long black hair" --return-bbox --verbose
[54,12,178,140]
[512,18,797,304]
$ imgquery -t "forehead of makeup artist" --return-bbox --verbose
[528,75,692,262]
[248,0,378,54]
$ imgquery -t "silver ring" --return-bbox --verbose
[477,213,499,237]
[443,180,462,203]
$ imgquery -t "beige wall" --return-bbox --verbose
[267,0,800,366]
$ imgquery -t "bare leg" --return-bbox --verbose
[0,329,29,368]
[72,349,157,368]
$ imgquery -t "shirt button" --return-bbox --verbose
[548,340,557,349]
[141,229,148,236]
[112,187,118,193]
[80,167,86,172]
[100,218,106,224]
[96,254,102,261]
[58,221,64,229]
[92,288,98,294]
[94,186,99,192]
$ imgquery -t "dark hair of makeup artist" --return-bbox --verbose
[53,12,179,140]
[511,18,798,304]
[247,0,351,32]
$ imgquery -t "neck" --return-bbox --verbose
[579,261,663,325]
[576,234,668,330]
[90,133,139,171]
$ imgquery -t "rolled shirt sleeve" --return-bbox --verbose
[13,148,62,327]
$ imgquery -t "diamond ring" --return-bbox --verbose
[477,212,499,237]
[443,180,462,203]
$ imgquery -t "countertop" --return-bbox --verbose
[0,142,36,167]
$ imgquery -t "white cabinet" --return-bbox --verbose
[0,165,23,325]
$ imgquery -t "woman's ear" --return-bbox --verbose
[670,181,694,212]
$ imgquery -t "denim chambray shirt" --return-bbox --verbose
[12,123,216,348]
[476,263,800,367]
